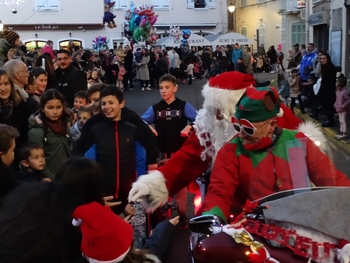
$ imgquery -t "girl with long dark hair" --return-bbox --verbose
[27,89,72,180]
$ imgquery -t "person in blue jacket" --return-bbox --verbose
[231,43,243,71]
[299,43,318,82]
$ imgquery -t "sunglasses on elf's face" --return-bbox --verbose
[231,116,270,136]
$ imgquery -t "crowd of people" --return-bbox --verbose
[277,43,348,140]
[0,28,205,262]
[0,26,350,262]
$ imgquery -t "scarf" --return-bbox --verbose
[45,117,67,136]
[0,99,14,122]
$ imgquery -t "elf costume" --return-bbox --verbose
[201,87,350,221]
[129,72,327,212]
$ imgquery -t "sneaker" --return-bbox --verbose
[335,133,343,139]
[338,133,348,139]
[178,213,188,229]
[141,87,145,91]
[146,87,151,91]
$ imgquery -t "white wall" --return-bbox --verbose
[0,0,227,49]
[235,0,282,50]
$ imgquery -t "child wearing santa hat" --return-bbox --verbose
[73,201,179,263]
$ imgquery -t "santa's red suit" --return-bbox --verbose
[128,72,326,211]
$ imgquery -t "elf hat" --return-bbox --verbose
[72,202,133,262]
[202,71,256,119]
[235,87,281,123]
[1,29,19,46]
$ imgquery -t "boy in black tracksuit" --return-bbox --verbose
[142,74,197,228]
[86,86,158,215]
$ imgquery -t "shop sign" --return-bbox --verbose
[307,11,329,26]
[297,0,305,9]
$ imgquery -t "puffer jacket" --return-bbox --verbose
[0,39,12,67]
[299,49,317,81]
[89,119,138,207]
[27,114,71,180]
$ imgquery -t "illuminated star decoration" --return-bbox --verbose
[0,0,26,4]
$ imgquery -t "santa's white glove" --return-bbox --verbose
[128,171,169,212]
[128,182,150,203]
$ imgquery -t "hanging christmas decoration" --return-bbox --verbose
[92,36,110,51]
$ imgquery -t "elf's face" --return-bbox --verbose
[237,118,277,146]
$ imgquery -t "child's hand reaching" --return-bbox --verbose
[180,124,192,137]
[148,125,158,136]
[42,178,52,183]
[103,196,122,207]
[124,214,132,223]
[124,204,136,216]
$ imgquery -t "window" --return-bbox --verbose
[152,0,170,9]
[187,0,194,8]
[25,41,46,51]
[257,24,266,47]
[207,0,216,8]
[240,0,247,7]
[114,0,128,10]
[59,40,82,50]
[36,0,59,11]
[195,0,207,8]
[291,22,306,46]
[240,26,248,36]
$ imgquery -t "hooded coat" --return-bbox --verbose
[0,39,12,67]
[27,114,71,179]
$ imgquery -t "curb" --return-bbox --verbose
[295,110,350,155]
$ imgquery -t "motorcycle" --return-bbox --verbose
[189,187,350,263]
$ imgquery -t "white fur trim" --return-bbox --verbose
[338,244,350,263]
[297,121,327,152]
[134,170,169,212]
[202,83,247,120]
[72,218,82,226]
[85,248,130,263]
[276,107,284,117]
[144,253,161,263]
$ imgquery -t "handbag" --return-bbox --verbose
[313,77,322,95]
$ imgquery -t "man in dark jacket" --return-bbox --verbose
[53,50,87,107]
[123,45,134,90]
[201,48,212,79]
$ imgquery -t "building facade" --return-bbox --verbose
[233,0,306,55]
[0,0,228,50]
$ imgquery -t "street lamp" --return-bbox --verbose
[228,1,235,13]
[0,21,3,31]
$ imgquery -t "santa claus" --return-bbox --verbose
[128,71,326,212]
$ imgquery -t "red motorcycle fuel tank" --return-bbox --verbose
[194,233,309,263]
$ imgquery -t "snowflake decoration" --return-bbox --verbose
[0,0,26,5]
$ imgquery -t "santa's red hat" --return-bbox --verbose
[202,72,256,120]
[72,202,133,262]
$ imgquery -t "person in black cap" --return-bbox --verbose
[0,29,20,67]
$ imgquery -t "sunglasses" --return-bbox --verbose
[231,116,270,136]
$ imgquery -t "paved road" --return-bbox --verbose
[123,75,350,263]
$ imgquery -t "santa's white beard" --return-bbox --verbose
[194,109,238,162]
